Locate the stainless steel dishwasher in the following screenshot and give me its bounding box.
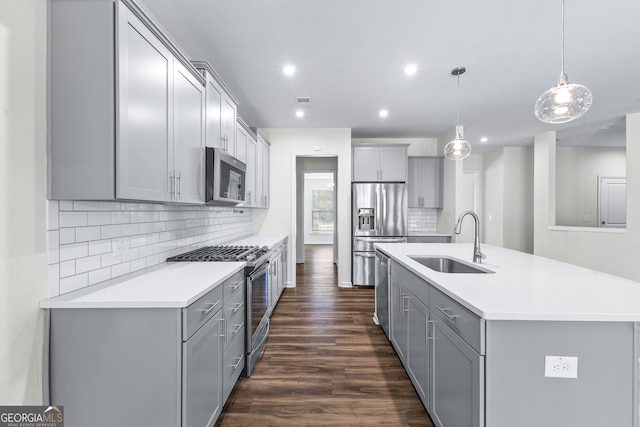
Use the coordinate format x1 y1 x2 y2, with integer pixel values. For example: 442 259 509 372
375 250 390 337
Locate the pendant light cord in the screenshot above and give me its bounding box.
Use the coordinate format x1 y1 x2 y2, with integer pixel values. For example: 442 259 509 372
456 74 461 138
561 0 565 75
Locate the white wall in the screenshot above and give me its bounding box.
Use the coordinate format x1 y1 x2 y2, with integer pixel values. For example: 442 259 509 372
0 0 48 404
437 127 464 236
556 147 626 227
253 128 352 287
303 173 334 245
534 113 640 281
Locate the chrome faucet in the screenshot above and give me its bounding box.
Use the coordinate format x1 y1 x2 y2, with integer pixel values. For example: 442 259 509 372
454 211 486 263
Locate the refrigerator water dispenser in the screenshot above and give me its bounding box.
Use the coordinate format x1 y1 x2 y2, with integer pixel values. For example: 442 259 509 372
358 208 375 230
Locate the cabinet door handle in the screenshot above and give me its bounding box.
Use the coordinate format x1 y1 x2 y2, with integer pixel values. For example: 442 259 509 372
232 323 243 335
231 356 243 370
232 281 243 291
435 305 459 322
202 300 221 315
403 294 410 313
427 320 436 341
176 170 181 200
231 302 243 313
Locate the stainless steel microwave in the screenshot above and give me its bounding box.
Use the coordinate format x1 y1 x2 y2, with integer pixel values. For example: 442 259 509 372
205 147 246 205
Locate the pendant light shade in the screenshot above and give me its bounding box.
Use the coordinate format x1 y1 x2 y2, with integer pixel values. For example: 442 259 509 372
444 132 471 161
534 0 592 123
445 67 471 161
534 74 592 123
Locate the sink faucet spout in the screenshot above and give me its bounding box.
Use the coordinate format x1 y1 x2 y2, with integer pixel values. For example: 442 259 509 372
454 211 486 263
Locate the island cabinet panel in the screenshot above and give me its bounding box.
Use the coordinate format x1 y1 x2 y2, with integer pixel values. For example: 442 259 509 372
389 261 431 408
431 318 484 427
485 320 634 427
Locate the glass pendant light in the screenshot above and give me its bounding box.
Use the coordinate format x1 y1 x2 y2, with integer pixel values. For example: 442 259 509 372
444 67 471 161
534 0 592 123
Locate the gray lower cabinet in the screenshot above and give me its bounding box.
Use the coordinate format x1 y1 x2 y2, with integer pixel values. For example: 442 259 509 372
389 262 483 427
222 272 246 403
48 0 205 203
431 317 483 427
48 271 245 427
269 239 288 315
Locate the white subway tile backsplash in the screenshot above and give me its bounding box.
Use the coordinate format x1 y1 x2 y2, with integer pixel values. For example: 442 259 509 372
101 224 122 239
47 201 252 296
89 239 112 256
59 228 76 245
76 255 102 274
73 201 100 211
60 242 88 261
59 211 88 227
88 267 112 286
88 211 111 226
59 260 76 278
112 262 131 278
59 273 88 294
59 201 74 211
75 226 101 242
111 211 130 224
48 231 60 264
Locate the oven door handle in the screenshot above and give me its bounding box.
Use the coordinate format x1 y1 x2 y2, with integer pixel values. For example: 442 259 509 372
248 262 269 282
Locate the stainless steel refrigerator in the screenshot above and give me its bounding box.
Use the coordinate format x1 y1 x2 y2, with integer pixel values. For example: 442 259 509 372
352 183 407 286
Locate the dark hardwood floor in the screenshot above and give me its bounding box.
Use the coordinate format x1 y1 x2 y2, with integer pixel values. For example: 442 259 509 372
216 244 434 426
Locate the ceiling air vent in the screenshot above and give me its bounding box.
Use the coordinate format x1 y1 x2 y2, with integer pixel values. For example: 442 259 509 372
296 97 311 106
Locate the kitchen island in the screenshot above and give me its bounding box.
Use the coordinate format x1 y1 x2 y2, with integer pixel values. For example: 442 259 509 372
375 242 640 427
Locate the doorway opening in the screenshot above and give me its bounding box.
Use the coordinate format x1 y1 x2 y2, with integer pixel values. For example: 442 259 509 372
295 157 338 270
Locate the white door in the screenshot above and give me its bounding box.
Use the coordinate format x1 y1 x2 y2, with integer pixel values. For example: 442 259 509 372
599 176 626 228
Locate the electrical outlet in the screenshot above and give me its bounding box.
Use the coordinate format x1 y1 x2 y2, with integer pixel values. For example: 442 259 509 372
544 355 578 378
112 240 130 256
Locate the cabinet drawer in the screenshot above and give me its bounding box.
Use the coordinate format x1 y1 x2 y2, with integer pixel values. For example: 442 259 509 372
224 291 245 349
222 328 245 402
430 288 483 353
223 271 245 301
183 285 223 341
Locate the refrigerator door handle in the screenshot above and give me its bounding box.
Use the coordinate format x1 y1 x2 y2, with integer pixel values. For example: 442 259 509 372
354 252 376 258
354 237 407 244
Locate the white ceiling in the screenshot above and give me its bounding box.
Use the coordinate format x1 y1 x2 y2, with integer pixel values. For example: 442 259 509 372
139 0 640 153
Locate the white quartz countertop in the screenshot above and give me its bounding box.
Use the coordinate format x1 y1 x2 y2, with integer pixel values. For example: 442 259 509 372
375 243 640 322
41 262 245 309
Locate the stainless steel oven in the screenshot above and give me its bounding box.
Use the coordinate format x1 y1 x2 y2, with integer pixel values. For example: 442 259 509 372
167 245 271 376
245 260 270 376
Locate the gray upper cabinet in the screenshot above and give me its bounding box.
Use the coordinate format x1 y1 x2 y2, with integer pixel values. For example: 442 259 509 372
238 119 256 207
352 145 408 182
193 61 239 156
173 63 206 203
254 131 270 208
48 0 205 203
408 157 443 208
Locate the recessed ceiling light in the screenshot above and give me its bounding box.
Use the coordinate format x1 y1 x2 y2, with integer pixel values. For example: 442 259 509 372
480 137 488 143
404 64 417 75
283 64 296 76
295 110 304 118
379 109 389 118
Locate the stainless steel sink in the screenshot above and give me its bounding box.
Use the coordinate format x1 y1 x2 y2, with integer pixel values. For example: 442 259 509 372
409 256 494 274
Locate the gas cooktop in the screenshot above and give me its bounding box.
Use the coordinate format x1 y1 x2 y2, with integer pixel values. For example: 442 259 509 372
167 245 269 263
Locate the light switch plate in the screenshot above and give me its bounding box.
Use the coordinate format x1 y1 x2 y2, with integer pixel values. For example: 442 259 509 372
544 355 578 378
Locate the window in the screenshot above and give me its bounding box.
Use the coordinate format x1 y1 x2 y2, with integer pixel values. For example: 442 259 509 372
312 189 334 232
